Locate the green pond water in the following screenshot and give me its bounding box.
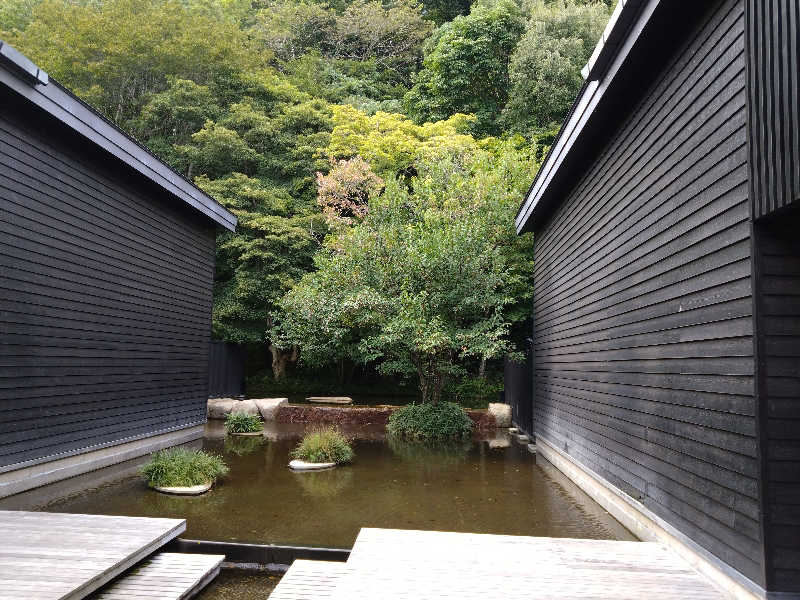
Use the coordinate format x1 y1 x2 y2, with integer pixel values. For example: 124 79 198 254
1 421 634 548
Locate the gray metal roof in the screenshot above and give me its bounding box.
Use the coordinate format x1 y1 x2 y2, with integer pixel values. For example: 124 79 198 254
0 40 237 232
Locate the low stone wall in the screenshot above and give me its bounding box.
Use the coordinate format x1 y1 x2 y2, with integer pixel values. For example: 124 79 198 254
276 404 496 431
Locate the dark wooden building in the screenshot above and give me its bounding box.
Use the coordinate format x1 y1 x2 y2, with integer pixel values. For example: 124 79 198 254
515 0 799 597
0 42 236 497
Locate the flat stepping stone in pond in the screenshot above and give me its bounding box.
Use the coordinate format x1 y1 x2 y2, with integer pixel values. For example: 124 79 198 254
306 396 353 404
289 459 337 471
153 482 213 495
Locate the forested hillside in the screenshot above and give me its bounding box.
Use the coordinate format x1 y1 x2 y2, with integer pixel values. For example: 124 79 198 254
1 0 611 403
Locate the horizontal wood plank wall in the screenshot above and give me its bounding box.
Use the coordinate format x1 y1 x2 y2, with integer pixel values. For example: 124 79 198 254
756 217 800 592
746 0 800 219
531 0 762 585
0 95 216 470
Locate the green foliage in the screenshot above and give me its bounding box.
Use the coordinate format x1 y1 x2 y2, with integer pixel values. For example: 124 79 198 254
6 0 261 125
225 412 264 433
139 448 228 488
404 0 526 135
278 141 538 402
291 427 355 464
419 0 473 26
0 0 40 32
503 0 609 135
325 103 475 176
442 375 502 409
387 402 473 441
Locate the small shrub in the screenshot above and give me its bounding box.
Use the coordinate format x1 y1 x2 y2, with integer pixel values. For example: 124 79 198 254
225 412 263 433
291 427 354 464
387 402 474 441
140 448 228 488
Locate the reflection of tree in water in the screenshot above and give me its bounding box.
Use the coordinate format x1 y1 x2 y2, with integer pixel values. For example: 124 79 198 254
293 467 354 499
224 435 265 456
386 435 472 471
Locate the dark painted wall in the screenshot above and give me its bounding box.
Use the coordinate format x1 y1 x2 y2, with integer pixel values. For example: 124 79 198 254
531 0 763 584
0 90 216 470
746 0 800 220
208 341 245 398
754 212 800 592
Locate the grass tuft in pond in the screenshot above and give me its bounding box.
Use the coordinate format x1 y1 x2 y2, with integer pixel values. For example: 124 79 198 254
225 412 263 434
291 427 354 464
387 402 473 441
140 448 229 488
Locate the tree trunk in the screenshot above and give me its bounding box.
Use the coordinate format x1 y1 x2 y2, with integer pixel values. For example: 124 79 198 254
478 357 486 379
269 344 296 381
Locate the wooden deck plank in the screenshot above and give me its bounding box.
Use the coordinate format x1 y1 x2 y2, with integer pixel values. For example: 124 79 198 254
271 529 728 600
269 560 350 600
88 553 224 600
0 511 185 600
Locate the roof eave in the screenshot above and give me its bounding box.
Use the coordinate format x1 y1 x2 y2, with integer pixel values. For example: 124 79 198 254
515 0 658 235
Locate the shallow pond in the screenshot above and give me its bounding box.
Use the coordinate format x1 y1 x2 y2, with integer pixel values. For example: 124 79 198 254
1 422 634 548
197 569 279 599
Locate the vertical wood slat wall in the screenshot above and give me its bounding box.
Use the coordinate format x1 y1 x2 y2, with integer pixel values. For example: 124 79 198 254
754 218 800 591
0 95 216 470
531 0 763 585
746 0 800 219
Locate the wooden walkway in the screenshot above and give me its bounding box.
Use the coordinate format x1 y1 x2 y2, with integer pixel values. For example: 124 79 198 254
89 553 224 600
270 528 728 600
0 511 185 600
270 560 350 600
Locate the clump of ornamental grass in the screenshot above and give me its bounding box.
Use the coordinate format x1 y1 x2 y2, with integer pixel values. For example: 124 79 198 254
387 401 474 442
225 412 263 434
139 448 228 488
291 427 354 464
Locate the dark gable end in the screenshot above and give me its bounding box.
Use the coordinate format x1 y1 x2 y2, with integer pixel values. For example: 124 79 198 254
0 44 232 479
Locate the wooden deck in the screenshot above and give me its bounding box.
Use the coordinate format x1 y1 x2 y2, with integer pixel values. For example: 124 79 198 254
269 560 351 600
270 528 728 600
0 511 185 600
88 553 224 600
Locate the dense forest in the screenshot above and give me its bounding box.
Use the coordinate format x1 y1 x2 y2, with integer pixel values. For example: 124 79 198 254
1 0 611 404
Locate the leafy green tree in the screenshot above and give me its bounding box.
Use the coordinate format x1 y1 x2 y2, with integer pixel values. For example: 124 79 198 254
503 0 609 134
177 120 261 179
325 103 475 176
329 0 433 78
0 0 41 32
278 142 538 402
6 0 260 124
250 1 336 61
419 0 472 26
200 174 325 377
404 0 526 135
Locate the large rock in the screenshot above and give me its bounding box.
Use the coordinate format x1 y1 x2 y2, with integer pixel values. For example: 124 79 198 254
488 403 512 428
207 398 237 419
253 398 288 421
229 399 260 416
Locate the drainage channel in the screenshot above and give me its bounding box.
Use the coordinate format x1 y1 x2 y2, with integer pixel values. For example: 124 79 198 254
167 538 351 572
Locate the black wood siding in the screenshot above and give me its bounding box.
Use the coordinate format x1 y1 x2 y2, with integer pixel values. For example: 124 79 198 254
746 0 800 219
754 215 800 591
531 0 762 584
0 93 215 470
